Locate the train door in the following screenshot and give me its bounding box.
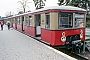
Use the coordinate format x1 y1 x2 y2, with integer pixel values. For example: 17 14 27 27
22 16 24 31
15 17 17 29
35 14 41 36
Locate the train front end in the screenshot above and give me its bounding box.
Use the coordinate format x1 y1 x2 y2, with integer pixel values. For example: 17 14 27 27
41 6 86 53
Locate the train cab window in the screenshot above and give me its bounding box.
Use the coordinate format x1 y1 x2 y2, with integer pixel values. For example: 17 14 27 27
29 16 32 26
45 13 50 29
58 12 73 29
74 14 84 28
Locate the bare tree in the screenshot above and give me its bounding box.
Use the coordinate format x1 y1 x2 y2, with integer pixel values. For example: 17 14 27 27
18 0 31 13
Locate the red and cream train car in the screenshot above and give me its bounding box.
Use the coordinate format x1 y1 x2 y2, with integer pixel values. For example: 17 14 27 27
6 6 86 51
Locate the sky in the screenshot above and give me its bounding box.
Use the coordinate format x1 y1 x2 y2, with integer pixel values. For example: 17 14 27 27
0 0 58 17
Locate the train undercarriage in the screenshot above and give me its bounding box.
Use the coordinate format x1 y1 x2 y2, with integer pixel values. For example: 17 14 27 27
65 34 86 53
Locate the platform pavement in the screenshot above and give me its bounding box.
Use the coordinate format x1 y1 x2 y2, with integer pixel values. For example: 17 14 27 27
0 25 76 60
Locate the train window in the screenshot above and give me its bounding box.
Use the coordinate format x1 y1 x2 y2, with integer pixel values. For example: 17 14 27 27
29 16 32 26
16 18 18 24
36 14 41 26
12 18 13 23
13 18 15 24
17 17 20 24
13 18 15 23
45 13 50 29
25 16 29 26
20 17 22 24
58 13 73 29
75 14 84 28
11 18 13 23
15 18 17 24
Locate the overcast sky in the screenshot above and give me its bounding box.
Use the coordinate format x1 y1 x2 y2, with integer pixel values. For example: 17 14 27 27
0 0 58 17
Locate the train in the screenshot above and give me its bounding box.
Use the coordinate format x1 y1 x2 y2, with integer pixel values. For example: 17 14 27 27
0 18 4 24
4 6 86 53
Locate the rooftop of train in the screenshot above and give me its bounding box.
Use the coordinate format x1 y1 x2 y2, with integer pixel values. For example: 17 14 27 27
4 6 86 19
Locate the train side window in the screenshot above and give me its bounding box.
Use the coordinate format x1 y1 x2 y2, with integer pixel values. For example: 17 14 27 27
58 12 73 29
17 17 20 24
29 16 32 26
16 18 18 24
13 18 15 24
15 18 17 24
17 18 18 24
19 17 21 24
36 14 41 26
13 18 14 24
12 18 14 23
45 13 50 29
25 16 28 26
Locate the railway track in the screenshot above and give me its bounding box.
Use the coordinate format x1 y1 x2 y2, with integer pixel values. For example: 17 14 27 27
34 37 90 60
54 47 89 60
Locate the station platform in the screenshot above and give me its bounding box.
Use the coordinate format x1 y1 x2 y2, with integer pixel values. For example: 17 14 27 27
0 25 76 60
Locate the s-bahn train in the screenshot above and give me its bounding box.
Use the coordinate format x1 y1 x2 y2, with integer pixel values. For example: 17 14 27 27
4 6 86 53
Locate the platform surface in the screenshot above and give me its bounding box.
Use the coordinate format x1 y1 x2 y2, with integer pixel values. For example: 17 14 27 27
0 25 76 60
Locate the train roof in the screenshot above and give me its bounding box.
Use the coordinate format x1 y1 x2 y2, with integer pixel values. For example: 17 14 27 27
4 6 86 19
34 6 86 12
0 18 4 20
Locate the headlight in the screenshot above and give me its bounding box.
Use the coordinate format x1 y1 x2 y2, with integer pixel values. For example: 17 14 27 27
80 34 83 38
61 32 66 42
80 30 83 38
